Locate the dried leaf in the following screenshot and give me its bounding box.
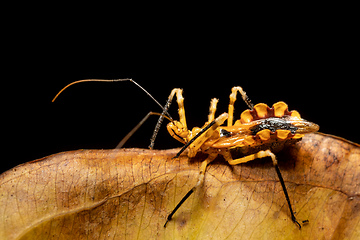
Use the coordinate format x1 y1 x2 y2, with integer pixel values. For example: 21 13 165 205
0 133 359 239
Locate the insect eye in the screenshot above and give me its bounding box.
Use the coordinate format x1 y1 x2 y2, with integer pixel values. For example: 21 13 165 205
220 129 232 137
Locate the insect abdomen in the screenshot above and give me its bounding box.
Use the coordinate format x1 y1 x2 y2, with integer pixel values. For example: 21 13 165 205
250 117 298 135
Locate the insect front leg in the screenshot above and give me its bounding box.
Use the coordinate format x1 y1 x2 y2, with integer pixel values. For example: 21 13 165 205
150 88 188 149
164 152 218 227
166 121 188 144
223 149 303 229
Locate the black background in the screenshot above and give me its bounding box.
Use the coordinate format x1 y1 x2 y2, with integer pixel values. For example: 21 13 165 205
2 7 358 174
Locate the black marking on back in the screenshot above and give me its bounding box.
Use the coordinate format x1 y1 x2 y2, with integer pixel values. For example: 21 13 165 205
250 117 297 135
220 129 232 137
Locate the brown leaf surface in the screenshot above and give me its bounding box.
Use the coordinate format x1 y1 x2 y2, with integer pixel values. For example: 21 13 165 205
0 133 359 239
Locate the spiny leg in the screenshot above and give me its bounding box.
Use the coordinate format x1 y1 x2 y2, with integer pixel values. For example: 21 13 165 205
228 86 254 126
149 88 186 149
164 152 218 227
224 149 302 229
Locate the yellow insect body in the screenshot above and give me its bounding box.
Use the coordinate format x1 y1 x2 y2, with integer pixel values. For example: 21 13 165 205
164 86 319 228
166 87 319 165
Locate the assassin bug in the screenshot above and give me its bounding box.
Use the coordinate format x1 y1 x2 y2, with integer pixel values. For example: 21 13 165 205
53 79 319 229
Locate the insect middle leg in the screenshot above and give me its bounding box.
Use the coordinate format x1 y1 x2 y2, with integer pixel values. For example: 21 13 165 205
207 98 219 124
223 150 302 229
164 152 218 227
228 86 254 126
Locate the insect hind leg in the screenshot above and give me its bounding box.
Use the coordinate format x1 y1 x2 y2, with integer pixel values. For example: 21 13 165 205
224 150 303 229
269 150 302 229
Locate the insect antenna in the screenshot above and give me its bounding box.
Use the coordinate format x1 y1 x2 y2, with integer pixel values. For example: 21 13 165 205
115 111 172 149
52 78 173 120
53 78 176 148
